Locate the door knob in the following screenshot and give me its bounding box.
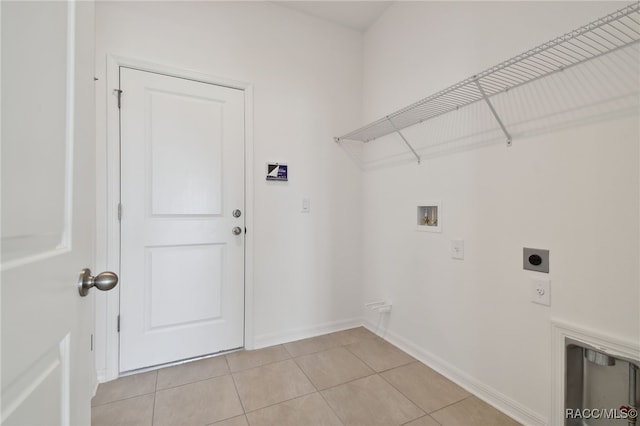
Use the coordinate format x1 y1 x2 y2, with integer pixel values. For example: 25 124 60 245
232 226 242 235
78 268 119 297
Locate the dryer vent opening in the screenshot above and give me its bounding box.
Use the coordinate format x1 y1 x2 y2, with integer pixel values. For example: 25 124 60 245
566 339 639 426
585 348 617 367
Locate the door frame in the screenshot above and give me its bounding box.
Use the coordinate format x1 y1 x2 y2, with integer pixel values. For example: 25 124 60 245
99 55 254 382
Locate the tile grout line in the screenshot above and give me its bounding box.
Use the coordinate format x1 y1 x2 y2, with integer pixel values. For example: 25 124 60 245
139 346 345 398
316 390 346 426
155 371 231 393
291 354 320 393
292 333 407 393
237 333 375 422
315 371 380 393
289 354 348 425
155 329 376 378
293 336 381 393
400 414 443 426
151 388 157 426
240 388 318 418
314 352 430 394
226 344 293 371
309 370 347 426
152 371 158 425
284 339 340 359
153 361 233 390
282 342 296 358
428 394 475 416
282 328 378 359
228 367 248 415
230 334 352 375
251 358 318 410
376 369 428 421
91 391 157 408
213 356 248 425
342 341 378 372
318 336 468 423
341 337 416 374
376 362 473 417
94 370 159 407
230 357 318 414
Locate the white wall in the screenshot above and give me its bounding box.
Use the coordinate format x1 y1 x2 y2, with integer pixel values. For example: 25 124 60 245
361 2 639 424
94 1 364 378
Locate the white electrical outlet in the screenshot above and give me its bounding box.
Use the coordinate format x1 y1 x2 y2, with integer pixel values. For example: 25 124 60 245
531 278 551 306
451 240 464 260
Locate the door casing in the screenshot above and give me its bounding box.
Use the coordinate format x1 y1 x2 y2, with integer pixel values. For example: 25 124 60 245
99 55 255 381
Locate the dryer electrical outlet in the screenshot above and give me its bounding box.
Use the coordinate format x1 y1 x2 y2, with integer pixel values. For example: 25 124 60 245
523 248 549 273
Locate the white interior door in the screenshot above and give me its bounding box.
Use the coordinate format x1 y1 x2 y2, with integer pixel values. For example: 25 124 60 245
119 68 245 372
1 1 98 425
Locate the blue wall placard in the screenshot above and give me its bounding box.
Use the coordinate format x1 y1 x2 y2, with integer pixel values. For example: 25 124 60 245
266 163 288 181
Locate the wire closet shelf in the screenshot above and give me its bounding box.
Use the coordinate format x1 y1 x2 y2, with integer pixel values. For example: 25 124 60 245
334 2 640 163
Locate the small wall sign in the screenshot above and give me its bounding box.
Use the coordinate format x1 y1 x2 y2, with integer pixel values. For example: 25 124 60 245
266 163 288 182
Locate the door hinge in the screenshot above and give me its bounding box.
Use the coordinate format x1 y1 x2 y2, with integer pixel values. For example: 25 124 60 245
114 89 123 109
118 203 122 221
117 315 120 333
90 333 94 351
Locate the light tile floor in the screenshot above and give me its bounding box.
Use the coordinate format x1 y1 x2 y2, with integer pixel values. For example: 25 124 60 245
92 328 520 426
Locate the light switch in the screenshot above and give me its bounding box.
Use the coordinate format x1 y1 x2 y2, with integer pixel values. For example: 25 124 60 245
301 197 310 213
451 240 464 260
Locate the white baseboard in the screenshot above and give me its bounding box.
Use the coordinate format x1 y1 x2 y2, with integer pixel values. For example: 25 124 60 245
253 317 363 349
362 320 547 426
96 368 110 384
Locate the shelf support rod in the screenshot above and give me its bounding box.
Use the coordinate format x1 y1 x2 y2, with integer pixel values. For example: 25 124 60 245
474 78 512 147
387 117 421 164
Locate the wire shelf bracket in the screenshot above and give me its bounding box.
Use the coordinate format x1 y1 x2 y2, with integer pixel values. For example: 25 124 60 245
387 117 421 164
474 78 512 147
334 2 640 162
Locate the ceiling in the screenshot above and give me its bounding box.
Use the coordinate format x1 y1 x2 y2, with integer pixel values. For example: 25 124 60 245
273 1 394 32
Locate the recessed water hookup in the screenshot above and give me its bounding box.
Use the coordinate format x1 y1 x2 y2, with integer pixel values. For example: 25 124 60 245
417 201 442 233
